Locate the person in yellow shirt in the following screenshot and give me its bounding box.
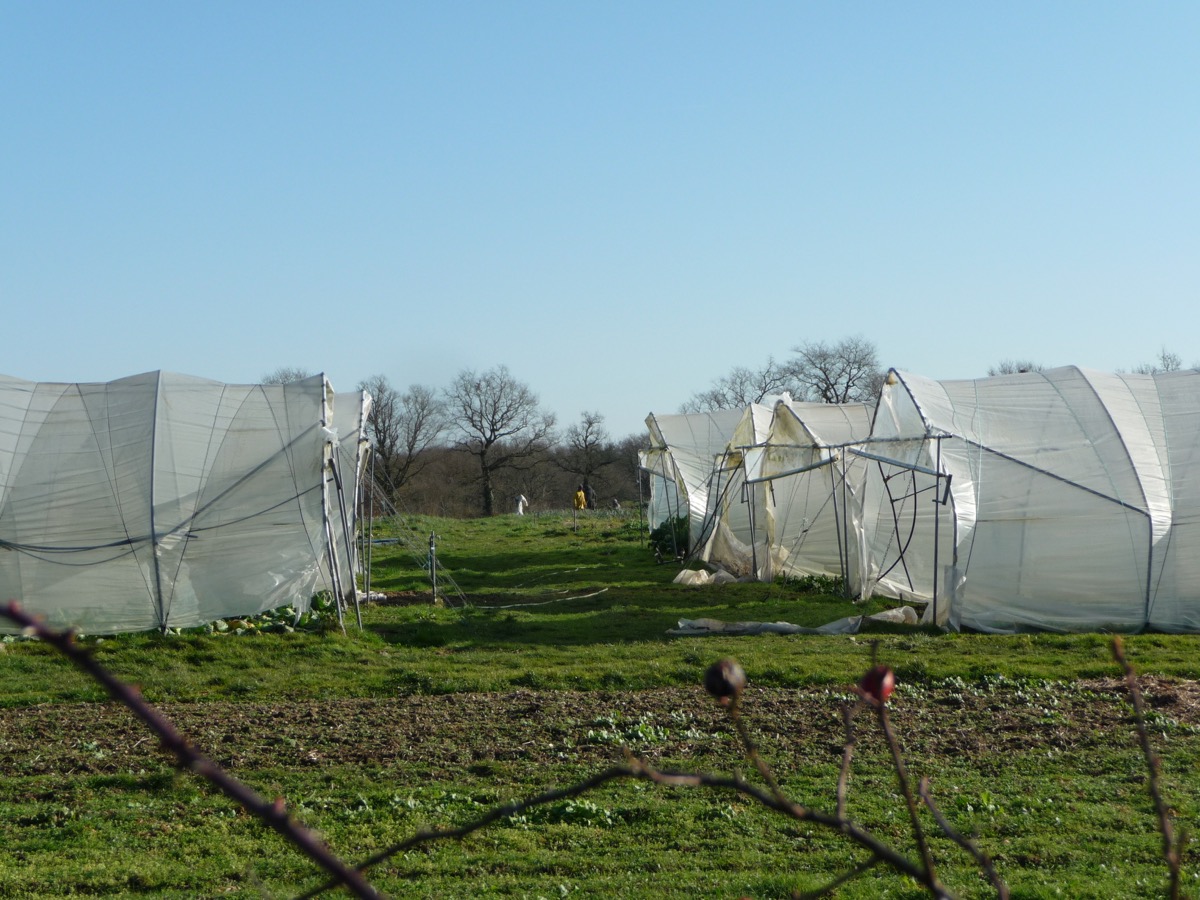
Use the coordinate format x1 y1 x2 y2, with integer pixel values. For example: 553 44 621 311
573 485 587 510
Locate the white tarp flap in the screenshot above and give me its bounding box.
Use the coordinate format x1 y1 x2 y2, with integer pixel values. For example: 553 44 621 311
0 371 357 634
857 366 1200 633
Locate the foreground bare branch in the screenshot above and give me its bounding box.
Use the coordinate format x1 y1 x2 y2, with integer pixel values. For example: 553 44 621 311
918 777 1008 900
294 765 639 900
835 701 859 820
3 602 970 898
873 695 940 892
794 855 882 900
0 601 381 900
22 603 1188 899
1112 636 1187 900
639 763 953 896
303 749 951 898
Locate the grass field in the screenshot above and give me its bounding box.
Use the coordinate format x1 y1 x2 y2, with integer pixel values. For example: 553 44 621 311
3 509 1200 898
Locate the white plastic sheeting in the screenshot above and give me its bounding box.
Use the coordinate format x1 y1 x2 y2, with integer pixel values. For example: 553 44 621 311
696 400 779 577
0 371 370 634
857 367 1200 633
746 399 873 584
328 389 373 609
642 409 744 553
644 400 873 584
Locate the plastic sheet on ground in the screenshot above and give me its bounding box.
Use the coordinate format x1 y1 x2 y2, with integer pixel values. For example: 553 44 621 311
667 605 920 636
673 568 746 586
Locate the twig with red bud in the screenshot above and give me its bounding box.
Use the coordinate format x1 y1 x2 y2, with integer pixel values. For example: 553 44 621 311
857 664 895 705
703 656 747 703
704 658 792 806
707 658 963 898
855 664 941 893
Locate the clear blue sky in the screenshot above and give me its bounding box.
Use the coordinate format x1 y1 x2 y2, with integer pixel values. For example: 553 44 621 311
3 3 1197 439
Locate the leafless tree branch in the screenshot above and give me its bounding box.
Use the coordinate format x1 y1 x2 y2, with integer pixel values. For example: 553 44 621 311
918 776 1008 899
872 696 940 892
0 601 381 900
6 601 1101 900
794 855 882 900
1112 636 1185 900
835 700 862 820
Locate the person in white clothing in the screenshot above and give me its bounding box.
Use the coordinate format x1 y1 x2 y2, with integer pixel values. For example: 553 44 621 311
515 494 529 515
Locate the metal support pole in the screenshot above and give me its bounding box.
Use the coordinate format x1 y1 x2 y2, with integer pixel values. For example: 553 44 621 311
932 437 942 626
837 455 851 599
428 532 438 603
364 451 375 604
745 480 758 579
637 460 646 545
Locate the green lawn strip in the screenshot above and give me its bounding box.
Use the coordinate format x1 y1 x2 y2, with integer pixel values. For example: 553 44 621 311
7 615 1200 708
0 640 1173 709
2 739 1191 899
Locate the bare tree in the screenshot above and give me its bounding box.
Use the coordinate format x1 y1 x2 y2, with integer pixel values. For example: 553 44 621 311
403 446 482 517
445 366 556 516
682 339 883 412
359 375 447 498
681 357 800 413
1132 347 1184 375
261 366 314 384
987 360 1046 376
493 445 560 512
559 411 615 508
789 336 884 404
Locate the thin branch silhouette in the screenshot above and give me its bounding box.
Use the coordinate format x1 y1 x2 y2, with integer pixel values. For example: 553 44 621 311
1112 636 1187 900
0 601 381 900
22 603 1192 900
919 777 1008 900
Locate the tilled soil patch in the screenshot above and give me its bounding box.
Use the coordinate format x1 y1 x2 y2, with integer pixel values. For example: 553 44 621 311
2 677 1196 779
